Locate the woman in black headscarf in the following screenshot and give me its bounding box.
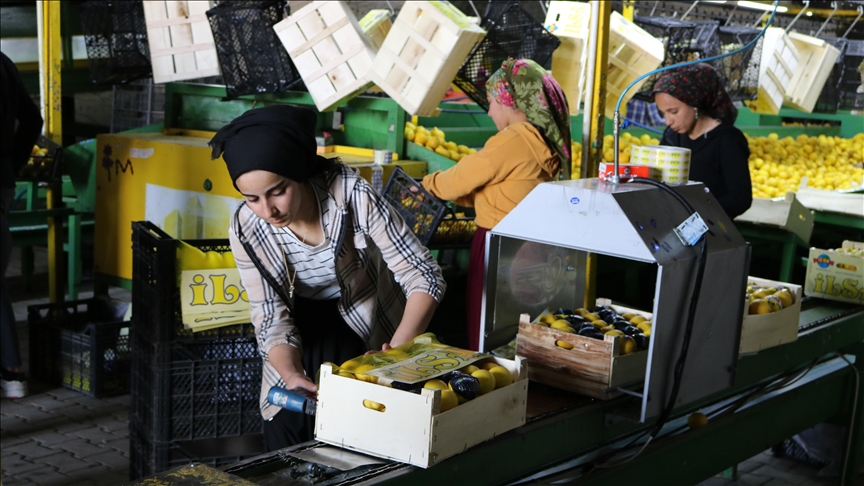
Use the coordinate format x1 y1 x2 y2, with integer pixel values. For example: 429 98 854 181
653 63 752 219
210 105 446 451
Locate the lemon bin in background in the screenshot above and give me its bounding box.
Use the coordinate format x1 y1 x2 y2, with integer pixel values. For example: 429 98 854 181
314 333 527 468
406 121 476 162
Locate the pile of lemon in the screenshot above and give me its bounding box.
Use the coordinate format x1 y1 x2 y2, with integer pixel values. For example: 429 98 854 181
834 246 863 257
747 133 864 199
405 122 477 162
328 333 515 414
570 133 661 178
746 281 796 315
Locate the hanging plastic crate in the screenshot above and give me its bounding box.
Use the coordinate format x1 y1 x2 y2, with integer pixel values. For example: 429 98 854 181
544 1 591 116
367 1 486 116
689 21 721 61
784 32 841 113
206 0 302 99
813 37 846 114
453 1 561 110
79 0 152 85
273 1 377 112
632 16 697 100
111 78 166 133
17 134 63 182
711 25 763 102
838 39 864 111
143 1 221 83
381 166 448 246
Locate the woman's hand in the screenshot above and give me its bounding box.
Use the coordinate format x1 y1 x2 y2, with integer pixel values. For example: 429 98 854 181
282 370 317 394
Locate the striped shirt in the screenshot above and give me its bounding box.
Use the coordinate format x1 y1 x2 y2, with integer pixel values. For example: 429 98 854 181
229 164 446 420
275 185 340 300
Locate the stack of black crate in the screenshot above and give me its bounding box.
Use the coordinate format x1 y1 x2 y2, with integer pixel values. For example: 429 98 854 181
129 222 265 479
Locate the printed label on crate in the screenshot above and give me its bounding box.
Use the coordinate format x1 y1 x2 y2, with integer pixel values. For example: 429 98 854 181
368 348 488 384
180 268 251 330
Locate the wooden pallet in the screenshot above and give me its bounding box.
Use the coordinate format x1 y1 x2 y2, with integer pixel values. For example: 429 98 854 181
143 1 220 83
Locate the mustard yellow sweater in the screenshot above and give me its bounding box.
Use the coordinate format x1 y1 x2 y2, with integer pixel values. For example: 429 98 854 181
421 122 560 229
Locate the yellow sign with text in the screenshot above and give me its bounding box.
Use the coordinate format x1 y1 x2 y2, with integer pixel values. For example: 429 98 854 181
369 348 486 384
180 268 251 331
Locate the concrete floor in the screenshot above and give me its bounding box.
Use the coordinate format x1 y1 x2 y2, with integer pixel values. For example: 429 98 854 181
0 247 848 485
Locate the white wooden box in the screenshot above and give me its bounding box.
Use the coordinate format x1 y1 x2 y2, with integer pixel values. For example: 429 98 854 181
544 1 590 116
605 12 665 120
785 32 841 113
273 1 377 112
740 276 801 354
735 192 814 244
746 27 800 114
367 1 486 116
143 1 220 83
315 357 527 468
796 180 864 216
359 9 392 51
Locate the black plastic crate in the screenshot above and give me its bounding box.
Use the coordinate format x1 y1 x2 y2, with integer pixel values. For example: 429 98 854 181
79 0 152 85
60 321 131 397
382 166 448 247
838 40 864 111
632 16 697 100
206 0 302 99
131 221 256 346
17 135 64 182
813 37 847 114
453 1 561 110
28 298 129 387
709 25 764 102
129 420 264 480
130 330 263 443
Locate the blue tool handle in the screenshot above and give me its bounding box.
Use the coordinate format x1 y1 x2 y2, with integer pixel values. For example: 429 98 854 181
268 387 317 415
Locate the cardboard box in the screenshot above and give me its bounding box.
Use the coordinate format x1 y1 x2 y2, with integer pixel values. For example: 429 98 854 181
315 357 527 468
598 163 658 183
367 1 486 116
734 192 814 244
740 276 801 354
273 1 377 112
804 241 864 305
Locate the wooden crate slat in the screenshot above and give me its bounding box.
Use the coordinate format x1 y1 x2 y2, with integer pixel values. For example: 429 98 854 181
143 0 220 84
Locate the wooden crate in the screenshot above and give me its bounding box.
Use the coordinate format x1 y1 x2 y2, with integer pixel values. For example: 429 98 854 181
734 192 814 244
740 276 801 354
273 1 377 112
315 357 527 468
785 32 841 113
544 1 590 116
367 1 486 116
359 9 392 51
746 27 800 115
605 12 665 120
143 1 220 83
515 312 648 400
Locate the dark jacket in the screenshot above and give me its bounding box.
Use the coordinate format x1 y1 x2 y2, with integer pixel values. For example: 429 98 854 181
661 123 752 219
1 51 43 188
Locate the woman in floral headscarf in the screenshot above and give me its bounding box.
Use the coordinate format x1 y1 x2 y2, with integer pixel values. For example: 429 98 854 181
653 63 752 219
421 58 571 351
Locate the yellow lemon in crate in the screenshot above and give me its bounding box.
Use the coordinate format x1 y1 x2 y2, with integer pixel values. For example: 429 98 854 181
555 340 575 350
463 364 480 375
424 379 448 390
431 127 446 139
363 399 386 412
425 136 441 150
457 144 471 154
488 365 513 389
383 348 409 362
449 150 462 161
413 131 428 146
550 320 575 333
481 361 499 371
439 389 459 412
404 127 415 141
471 369 496 395
340 359 361 371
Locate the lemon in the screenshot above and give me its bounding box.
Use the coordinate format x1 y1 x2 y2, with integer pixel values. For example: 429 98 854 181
550 320 574 332
449 150 462 162
337 370 356 379
425 136 440 150
463 364 480 375
599 325 615 333
431 127 446 139
687 412 708 429
481 361 499 371
413 132 428 145
619 336 637 355
621 312 636 320
404 127 415 141
591 320 607 329
383 349 410 362
604 329 624 337
467 148 477 154
354 364 379 384
471 370 496 395
435 146 451 158
539 314 557 325
637 322 652 336
488 366 513 389
629 316 647 325
457 144 471 154
363 399 386 412
340 359 361 371
439 390 459 412
444 141 457 151
555 340 575 350
424 379 448 390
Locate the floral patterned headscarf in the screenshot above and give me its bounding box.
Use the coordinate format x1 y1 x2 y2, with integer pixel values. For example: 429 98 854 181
486 58 572 179
652 63 738 125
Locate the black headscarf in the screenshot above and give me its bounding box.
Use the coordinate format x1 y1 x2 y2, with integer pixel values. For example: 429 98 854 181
209 104 333 185
652 64 738 125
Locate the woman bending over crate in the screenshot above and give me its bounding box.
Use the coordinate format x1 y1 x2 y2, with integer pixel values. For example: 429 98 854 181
420 58 571 351
653 63 752 219
210 105 445 451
